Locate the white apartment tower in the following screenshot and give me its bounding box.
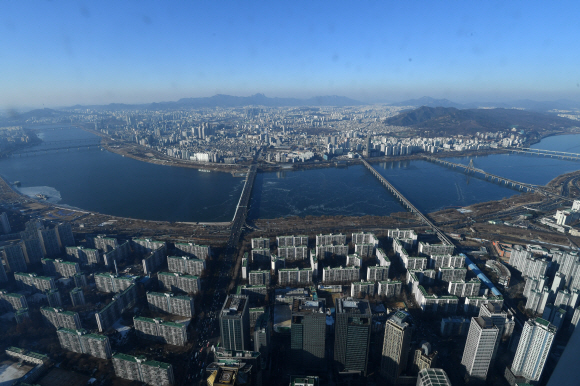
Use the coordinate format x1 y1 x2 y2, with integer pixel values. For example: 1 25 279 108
511 318 556 382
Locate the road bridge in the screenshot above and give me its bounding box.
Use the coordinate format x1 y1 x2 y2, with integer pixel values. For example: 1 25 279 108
11 143 102 156
510 148 580 161
227 164 257 251
38 138 102 146
422 155 573 201
360 157 453 246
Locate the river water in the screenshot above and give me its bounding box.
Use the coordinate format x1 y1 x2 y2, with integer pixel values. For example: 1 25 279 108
1 128 579 221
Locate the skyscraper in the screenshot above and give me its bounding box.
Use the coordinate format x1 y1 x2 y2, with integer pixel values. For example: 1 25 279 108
511 318 556 382
381 311 412 383
219 295 250 351
479 302 508 360
334 298 372 375
291 298 326 370
461 316 499 380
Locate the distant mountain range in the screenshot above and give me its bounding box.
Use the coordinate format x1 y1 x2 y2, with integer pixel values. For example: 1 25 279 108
389 96 580 112
384 106 576 134
64 93 365 111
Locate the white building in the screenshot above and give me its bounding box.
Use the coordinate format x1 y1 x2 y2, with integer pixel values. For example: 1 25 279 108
511 318 556 381
460 316 499 380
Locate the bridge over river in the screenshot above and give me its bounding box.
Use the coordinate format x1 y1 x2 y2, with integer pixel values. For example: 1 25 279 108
510 147 580 161
360 157 453 246
422 155 573 202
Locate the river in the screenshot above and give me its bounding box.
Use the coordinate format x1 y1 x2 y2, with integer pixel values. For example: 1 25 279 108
1 128 579 221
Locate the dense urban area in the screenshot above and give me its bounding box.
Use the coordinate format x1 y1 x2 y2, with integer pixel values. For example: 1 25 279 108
1 102 580 386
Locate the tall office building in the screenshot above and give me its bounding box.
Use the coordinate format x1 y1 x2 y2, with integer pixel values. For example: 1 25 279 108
0 212 11 234
291 298 326 370
511 318 556 382
416 368 452 386
334 298 372 375
381 311 412 383
479 302 509 360
461 316 499 380
219 295 250 351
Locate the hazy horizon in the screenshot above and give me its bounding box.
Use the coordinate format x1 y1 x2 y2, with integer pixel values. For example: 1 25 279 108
2 1 580 110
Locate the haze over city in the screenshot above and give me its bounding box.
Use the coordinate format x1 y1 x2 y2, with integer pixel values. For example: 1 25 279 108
2 0 580 109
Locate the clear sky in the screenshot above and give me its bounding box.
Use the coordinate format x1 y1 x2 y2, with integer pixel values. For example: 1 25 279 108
1 1 579 109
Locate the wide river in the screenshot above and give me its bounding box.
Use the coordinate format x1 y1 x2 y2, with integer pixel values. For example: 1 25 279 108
1 128 579 222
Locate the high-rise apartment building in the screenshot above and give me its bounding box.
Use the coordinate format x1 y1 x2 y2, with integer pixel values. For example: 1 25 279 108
66 246 100 266
40 307 82 329
134 317 188 346
0 212 11 234
14 272 55 292
55 222 75 247
70 287 85 306
146 291 194 317
461 316 499 380
112 353 174 386
167 255 205 276
0 290 28 312
1 243 27 272
95 273 137 293
157 271 200 294
46 288 62 307
174 242 211 259
334 298 372 375
57 328 112 359
291 298 326 370
220 295 250 351
511 318 556 381
381 311 412 383
38 227 61 257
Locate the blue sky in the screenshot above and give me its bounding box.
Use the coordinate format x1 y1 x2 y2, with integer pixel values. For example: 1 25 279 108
1 1 579 108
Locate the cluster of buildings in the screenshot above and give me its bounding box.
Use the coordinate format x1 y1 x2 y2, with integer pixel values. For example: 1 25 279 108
79 103 532 168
